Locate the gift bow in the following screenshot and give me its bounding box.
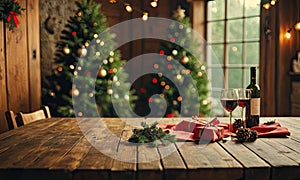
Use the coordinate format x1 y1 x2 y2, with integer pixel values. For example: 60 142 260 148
7 11 20 27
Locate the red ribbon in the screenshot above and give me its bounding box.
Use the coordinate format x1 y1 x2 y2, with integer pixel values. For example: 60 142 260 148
7 11 20 27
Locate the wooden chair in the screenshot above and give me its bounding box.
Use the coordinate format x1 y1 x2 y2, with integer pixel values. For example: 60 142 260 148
5 111 18 130
5 106 51 129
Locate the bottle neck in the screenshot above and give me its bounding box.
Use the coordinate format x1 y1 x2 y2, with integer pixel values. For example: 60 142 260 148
250 67 256 84
251 77 256 84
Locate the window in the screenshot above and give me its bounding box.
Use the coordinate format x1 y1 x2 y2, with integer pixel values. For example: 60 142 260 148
206 0 261 114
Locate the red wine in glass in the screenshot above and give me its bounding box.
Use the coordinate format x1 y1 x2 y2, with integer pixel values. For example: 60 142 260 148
220 88 239 141
238 98 250 108
221 99 238 112
238 89 252 128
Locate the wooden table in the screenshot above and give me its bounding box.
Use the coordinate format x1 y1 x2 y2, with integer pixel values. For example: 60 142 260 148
0 117 300 180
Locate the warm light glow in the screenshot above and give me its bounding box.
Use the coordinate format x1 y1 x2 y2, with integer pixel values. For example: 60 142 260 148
109 0 117 4
263 3 271 9
285 31 291 39
270 0 276 5
150 0 158 8
295 22 300 31
125 4 133 12
142 12 148 21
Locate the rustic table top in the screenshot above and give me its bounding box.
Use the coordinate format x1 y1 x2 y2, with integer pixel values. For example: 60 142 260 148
0 117 299 180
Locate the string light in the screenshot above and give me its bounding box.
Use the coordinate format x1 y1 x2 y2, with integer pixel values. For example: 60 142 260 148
125 3 133 13
295 22 300 31
270 0 277 6
262 0 277 10
142 12 149 21
150 0 158 8
109 0 159 21
285 21 300 39
285 29 292 39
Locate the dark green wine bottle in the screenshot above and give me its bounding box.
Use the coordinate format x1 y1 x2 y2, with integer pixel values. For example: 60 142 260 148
246 67 260 128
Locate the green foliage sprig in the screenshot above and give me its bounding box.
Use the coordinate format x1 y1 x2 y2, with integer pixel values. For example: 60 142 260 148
128 122 176 146
0 0 25 30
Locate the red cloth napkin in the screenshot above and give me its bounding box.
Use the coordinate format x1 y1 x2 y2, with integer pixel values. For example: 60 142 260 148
158 119 291 142
250 122 290 137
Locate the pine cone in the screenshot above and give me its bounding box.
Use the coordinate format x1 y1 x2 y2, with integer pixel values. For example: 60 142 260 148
248 130 258 142
236 128 251 142
233 119 244 129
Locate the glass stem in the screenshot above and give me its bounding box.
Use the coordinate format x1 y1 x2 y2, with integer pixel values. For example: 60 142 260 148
241 108 244 121
242 107 245 128
229 111 232 139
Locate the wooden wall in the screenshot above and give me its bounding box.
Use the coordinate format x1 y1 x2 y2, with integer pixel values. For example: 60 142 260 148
0 0 40 133
99 0 185 60
260 0 300 116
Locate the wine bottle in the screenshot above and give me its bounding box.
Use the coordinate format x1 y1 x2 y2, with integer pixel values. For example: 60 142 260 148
246 67 260 128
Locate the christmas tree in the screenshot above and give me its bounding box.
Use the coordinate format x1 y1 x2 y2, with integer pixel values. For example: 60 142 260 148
42 0 136 117
143 6 210 117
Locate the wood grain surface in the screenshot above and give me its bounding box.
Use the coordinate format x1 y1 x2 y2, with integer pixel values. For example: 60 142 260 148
0 117 299 180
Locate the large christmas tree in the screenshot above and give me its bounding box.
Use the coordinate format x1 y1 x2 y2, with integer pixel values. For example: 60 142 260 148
42 0 136 117
143 6 210 117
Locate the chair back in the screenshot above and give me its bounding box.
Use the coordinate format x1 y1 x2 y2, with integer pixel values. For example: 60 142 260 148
5 111 18 130
5 106 51 129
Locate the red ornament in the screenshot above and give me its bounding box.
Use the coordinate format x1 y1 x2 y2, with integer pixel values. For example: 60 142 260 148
57 66 63 72
167 64 172 69
87 72 91 76
159 50 165 55
170 38 175 42
109 69 114 73
140 88 146 93
72 31 77 36
186 69 190 74
152 78 158 84
148 97 153 102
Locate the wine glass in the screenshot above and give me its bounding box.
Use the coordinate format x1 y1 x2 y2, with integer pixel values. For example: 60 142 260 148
238 89 251 127
220 88 239 140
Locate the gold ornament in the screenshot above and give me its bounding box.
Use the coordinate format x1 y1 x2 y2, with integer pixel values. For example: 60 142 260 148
180 55 189 64
98 68 107 77
77 45 87 57
63 45 70 55
77 11 82 17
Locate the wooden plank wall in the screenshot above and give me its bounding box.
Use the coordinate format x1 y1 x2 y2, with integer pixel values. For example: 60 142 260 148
0 18 7 133
0 0 40 133
260 0 300 116
276 0 300 116
260 2 277 116
27 0 41 111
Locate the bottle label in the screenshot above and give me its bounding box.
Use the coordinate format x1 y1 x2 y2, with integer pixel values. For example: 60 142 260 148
250 98 260 115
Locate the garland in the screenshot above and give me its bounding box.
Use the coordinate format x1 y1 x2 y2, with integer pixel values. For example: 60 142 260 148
0 0 25 30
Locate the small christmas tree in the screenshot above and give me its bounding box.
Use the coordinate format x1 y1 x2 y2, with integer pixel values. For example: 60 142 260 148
42 0 136 117
143 6 210 117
